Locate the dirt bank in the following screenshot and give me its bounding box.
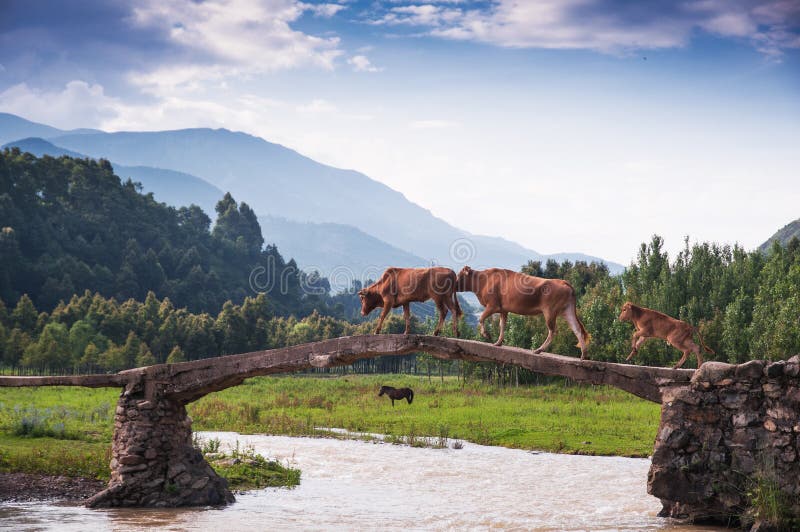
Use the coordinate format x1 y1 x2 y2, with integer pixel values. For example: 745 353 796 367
0 472 105 503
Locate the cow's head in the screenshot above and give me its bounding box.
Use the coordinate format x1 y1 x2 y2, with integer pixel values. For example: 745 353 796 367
456 266 474 292
619 302 633 322
358 288 382 316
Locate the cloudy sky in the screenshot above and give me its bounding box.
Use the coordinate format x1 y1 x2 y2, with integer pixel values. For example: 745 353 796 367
1 0 798 264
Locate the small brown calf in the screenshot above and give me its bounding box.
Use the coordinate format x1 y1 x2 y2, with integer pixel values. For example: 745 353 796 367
619 302 713 369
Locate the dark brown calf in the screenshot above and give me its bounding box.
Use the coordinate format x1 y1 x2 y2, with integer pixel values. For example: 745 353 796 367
619 302 713 369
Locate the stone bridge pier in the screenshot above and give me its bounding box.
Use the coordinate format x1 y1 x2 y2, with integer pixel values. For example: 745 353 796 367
649 356 800 524
86 382 234 507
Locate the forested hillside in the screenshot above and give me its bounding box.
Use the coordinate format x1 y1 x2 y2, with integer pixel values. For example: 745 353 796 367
0 148 328 315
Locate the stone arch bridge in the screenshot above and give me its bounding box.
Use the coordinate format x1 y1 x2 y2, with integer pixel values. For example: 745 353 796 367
1 334 798 523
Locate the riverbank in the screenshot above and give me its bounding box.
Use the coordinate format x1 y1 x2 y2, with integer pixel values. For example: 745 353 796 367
0 375 661 500
0 472 106 502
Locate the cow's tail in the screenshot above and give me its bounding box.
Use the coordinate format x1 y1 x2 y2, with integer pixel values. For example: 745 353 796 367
407 389 414 404
695 327 715 354
566 285 591 349
452 293 463 319
577 317 591 349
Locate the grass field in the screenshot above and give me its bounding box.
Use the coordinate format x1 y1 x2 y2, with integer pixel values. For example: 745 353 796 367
190 375 662 457
0 375 663 483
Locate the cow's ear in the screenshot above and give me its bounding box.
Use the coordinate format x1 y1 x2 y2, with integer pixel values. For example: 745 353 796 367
357 289 366 297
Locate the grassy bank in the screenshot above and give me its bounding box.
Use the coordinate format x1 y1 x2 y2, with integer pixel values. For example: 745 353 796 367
0 375 662 486
190 375 661 457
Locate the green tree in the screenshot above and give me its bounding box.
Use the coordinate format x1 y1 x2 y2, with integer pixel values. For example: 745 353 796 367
3 328 30 366
136 343 157 367
11 294 38 333
166 345 186 363
80 342 101 369
21 322 69 368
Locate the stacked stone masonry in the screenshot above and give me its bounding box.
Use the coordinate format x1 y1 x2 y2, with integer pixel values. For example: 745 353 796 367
85 386 234 508
649 356 800 525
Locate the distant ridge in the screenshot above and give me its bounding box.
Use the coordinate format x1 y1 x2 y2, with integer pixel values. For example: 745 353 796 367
2 137 225 218
760 217 800 252
0 112 101 145
1 112 625 274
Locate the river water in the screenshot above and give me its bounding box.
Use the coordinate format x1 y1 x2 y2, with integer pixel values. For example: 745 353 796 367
0 431 723 531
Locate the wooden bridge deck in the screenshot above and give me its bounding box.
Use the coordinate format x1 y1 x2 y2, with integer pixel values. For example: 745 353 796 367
0 335 694 403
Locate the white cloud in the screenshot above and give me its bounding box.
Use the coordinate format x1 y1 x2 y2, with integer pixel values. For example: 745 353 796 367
296 98 338 113
128 0 343 93
300 2 346 17
347 55 383 72
371 4 463 27
0 81 122 130
366 0 800 59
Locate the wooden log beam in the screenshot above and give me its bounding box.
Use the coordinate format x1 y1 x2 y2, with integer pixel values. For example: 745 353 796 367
0 374 125 388
150 335 693 403
0 335 695 404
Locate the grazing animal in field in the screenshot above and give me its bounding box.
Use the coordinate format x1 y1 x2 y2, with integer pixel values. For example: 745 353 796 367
456 266 590 358
379 385 414 406
618 302 713 369
358 267 461 336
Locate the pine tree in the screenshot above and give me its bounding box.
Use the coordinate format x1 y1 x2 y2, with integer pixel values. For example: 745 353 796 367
166 345 186 363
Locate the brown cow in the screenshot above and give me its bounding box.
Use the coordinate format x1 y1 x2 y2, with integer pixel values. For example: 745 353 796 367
358 267 462 336
618 302 713 369
456 266 590 358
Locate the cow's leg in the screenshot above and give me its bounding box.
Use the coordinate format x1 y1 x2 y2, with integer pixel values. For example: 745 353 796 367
445 296 459 337
374 306 391 334
694 345 704 368
627 334 648 360
681 338 705 369
433 299 447 336
402 303 411 335
626 330 644 360
674 350 689 369
479 307 496 341
533 314 557 354
667 331 693 369
494 312 508 346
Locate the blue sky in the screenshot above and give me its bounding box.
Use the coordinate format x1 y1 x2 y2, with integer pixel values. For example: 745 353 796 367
1 0 798 264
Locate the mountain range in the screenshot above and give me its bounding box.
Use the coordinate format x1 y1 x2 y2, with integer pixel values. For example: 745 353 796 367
1 112 624 285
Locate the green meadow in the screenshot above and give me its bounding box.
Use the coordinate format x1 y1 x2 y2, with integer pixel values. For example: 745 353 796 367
0 375 662 484
190 375 661 456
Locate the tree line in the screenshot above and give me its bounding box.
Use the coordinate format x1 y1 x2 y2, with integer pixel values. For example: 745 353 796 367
1 234 798 373
0 289 434 372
